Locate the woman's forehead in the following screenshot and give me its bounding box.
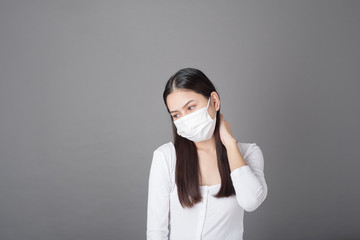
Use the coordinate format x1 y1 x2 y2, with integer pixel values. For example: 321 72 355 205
167 90 204 109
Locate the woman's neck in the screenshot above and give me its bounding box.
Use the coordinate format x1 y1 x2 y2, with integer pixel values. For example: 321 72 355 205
194 135 216 153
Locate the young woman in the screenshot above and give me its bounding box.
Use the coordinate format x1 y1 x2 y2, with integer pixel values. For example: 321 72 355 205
147 68 268 240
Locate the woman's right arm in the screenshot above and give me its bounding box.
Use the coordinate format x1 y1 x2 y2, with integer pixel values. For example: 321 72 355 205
146 149 171 240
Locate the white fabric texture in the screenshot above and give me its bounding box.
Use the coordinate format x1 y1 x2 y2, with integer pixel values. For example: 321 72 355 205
146 141 268 240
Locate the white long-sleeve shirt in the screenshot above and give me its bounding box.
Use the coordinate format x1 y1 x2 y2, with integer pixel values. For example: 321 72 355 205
146 141 268 240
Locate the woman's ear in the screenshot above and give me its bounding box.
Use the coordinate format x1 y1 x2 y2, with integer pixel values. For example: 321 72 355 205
210 91 220 111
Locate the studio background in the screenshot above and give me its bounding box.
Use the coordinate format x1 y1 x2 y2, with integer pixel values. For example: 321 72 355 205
0 1 359 239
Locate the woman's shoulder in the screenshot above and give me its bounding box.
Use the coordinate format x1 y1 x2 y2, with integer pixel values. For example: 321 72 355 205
153 141 174 155
151 141 176 166
151 141 176 187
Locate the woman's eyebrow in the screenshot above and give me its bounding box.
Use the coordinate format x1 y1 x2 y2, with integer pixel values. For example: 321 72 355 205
170 100 195 113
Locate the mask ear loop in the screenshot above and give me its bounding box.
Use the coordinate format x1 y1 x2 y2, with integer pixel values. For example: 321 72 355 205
206 97 211 109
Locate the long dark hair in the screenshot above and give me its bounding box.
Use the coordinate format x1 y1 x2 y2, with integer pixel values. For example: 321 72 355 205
163 68 235 208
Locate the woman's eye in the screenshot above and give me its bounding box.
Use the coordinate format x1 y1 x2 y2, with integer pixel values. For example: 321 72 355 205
172 107 194 119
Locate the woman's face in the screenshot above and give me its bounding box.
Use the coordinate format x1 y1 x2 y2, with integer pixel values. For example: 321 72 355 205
166 89 218 121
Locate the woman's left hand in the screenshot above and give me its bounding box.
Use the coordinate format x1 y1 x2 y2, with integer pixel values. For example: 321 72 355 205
219 113 236 147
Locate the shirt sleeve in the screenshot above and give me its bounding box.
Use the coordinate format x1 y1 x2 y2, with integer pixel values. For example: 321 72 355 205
230 143 268 212
146 149 171 240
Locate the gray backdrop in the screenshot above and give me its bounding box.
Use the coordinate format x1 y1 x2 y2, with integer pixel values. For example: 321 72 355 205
0 1 359 239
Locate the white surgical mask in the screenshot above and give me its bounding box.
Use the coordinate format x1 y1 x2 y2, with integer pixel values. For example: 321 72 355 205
173 97 216 142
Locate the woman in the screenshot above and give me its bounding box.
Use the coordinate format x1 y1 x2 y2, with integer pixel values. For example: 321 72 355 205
147 68 268 240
